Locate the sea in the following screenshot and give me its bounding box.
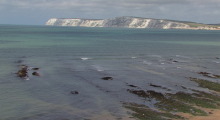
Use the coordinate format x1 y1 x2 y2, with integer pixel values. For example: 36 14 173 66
0 25 220 120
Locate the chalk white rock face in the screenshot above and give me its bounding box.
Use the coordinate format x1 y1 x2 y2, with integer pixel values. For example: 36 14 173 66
45 17 191 29
45 18 58 25
61 19 81 26
129 18 151 28
79 20 104 27
162 22 190 29
46 18 105 27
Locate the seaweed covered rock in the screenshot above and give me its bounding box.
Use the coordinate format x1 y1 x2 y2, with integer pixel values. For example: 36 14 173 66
16 65 40 80
198 72 220 79
16 65 28 78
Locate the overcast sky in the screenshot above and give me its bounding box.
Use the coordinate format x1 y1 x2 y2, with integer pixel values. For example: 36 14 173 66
0 0 220 25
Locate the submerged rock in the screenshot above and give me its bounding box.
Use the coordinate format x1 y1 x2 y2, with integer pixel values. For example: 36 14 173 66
127 89 149 98
70 91 79 95
15 60 24 64
149 83 171 91
127 84 138 88
149 84 162 88
169 58 178 63
198 72 220 79
32 68 40 70
32 72 40 76
101 77 113 80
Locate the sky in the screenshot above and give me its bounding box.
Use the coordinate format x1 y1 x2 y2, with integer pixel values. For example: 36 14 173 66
0 0 220 25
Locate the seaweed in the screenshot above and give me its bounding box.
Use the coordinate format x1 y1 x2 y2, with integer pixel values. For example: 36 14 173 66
127 89 149 98
127 89 207 116
169 92 218 109
189 77 220 92
156 98 207 116
126 76 220 120
198 72 220 79
124 103 184 120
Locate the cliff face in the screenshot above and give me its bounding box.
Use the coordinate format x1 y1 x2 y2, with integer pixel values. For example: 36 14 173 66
46 18 105 27
46 16 220 30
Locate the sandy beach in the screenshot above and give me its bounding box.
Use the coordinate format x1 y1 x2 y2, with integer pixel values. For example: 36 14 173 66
178 109 220 120
190 110 220 120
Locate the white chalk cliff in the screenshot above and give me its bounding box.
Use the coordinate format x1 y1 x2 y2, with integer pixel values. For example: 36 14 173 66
46 16 220 30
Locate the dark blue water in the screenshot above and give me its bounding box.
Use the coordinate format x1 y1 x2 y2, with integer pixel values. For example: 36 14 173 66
0 25 220 120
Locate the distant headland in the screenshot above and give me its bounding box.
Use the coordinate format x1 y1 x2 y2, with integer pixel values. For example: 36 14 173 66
46 16 220 30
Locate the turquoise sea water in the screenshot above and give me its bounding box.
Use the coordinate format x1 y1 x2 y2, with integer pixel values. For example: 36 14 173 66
0 25 220 120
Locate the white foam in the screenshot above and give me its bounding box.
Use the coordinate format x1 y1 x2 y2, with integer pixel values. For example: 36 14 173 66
150 55 162 58
175 55 191 59
143 61 152 65
91 65 104 71
81 57 91 60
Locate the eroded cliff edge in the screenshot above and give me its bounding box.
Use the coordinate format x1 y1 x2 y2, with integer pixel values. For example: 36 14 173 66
46 16 220 30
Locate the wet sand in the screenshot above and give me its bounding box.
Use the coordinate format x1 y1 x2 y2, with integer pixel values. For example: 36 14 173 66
178 109 220 120
190 110 220 120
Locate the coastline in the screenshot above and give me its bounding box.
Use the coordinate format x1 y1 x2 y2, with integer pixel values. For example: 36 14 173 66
45 16 220 30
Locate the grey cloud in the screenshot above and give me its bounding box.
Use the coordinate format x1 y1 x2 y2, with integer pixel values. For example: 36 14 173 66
1 0 220 10
0 0 189 8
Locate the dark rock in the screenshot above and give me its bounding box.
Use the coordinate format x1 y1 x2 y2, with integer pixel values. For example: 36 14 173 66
198 72 209 75
150 84 162 88
15 60 23 64
216 57 220 59
17 69 28 78
181 86 187 89
17 65 28 78
127 89 149 98
169 58 178 63
150 84 170 90
70 91 79 95
20 65 28 69
147 90 165 100
101 77 113 80
32 68 39 70
16 64 41 80
32 72 40 76
198 72 220 79
127 85 138 88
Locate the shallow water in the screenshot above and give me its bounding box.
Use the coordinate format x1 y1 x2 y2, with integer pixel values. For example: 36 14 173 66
0 25 220 119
